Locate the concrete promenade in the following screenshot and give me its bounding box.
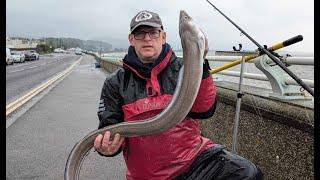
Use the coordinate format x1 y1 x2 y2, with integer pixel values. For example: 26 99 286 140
6 55 126 180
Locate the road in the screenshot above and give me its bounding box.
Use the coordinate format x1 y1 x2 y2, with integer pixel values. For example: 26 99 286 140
6 53 80 104
6 54 126 179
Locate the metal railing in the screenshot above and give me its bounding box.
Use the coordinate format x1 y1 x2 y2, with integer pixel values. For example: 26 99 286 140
217 70 314 87
206 55 314 66
209 54 314 100
93 52 314 100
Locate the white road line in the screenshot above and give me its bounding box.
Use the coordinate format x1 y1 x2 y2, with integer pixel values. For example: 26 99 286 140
7 58 72 74
6 56 83 117
26 65 39 69
9 69 25 73
8 65 42 73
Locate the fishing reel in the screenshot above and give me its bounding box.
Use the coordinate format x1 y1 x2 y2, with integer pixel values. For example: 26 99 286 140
258 45 291 67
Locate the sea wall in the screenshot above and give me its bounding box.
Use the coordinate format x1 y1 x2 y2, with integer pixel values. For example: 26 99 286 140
202 81 313 179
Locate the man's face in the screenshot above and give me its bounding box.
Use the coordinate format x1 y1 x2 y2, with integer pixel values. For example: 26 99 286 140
129 26 167 63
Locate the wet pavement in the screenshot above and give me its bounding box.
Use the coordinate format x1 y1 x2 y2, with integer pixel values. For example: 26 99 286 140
6 54 126 180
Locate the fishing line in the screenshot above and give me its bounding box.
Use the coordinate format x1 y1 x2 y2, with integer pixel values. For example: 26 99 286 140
205 0 314 96
302 91 313 125
248 94 264 122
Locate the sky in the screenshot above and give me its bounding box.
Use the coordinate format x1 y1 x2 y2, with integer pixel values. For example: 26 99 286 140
6 0 314 53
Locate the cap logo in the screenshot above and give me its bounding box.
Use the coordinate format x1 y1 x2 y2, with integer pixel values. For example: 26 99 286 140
135 11 152 22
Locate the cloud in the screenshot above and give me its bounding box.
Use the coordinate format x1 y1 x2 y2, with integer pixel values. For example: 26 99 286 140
6 0 314 52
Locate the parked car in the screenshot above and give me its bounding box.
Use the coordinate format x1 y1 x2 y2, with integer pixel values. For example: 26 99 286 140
54 48 65 53
75 50 82 55
29 50 39 60
94 62 101 68
11 51 25 63
6 48 14 65
24 51 37 61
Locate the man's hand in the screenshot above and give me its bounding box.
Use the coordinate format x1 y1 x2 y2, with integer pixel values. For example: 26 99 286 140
94 131 125 156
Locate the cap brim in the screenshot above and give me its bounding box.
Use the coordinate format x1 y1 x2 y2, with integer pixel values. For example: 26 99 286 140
131 22 162 33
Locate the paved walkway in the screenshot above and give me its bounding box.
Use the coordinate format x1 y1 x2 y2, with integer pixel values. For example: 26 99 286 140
6 54 126 180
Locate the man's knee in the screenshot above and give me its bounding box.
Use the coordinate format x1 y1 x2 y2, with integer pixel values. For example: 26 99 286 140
255 166 264 179
220 150 263 179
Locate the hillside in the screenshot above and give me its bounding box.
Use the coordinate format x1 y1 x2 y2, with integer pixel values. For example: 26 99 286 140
42 37 112 52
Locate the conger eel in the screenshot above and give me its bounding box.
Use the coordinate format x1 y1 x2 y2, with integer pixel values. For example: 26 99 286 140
64 10 206 180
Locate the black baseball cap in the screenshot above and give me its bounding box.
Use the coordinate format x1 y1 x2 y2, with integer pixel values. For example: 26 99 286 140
130 10 163 33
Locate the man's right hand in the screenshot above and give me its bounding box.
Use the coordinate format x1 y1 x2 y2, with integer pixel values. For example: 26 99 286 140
94 131 125 156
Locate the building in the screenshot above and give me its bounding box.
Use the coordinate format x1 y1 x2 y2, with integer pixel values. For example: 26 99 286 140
6 36 38 50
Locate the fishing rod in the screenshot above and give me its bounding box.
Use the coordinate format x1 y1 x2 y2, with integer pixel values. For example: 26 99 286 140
209 35 303 74
206 0 314 96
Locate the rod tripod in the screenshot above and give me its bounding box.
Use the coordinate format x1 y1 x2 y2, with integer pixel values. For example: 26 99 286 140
216 49 258 154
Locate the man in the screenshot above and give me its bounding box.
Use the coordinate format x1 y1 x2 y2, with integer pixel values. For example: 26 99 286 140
94 10 263 180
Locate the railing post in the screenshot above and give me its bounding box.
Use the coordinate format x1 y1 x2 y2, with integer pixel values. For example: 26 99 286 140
254 55 311 100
